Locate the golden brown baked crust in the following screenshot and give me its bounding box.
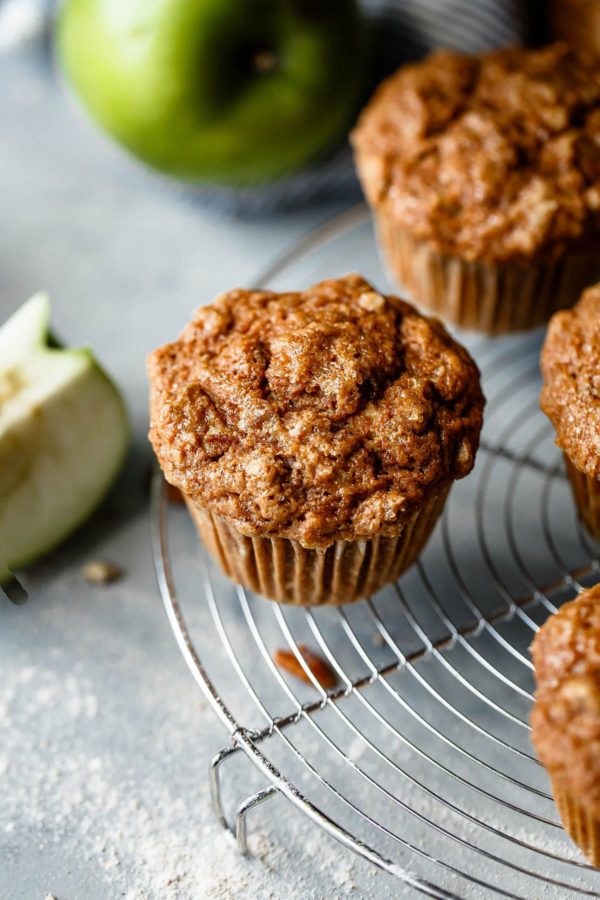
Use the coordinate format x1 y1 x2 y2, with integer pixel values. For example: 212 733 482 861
541 283 600 479
148 275 484 548
352 44 600 263
531 586 600 817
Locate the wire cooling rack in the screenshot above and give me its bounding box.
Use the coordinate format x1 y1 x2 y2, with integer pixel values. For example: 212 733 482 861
151 206 600 898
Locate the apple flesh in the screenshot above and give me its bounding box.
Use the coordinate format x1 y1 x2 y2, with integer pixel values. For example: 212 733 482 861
0 295 128 583
57 0 367 186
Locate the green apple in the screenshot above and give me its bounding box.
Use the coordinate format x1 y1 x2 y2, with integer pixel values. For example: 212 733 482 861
0 294 129 584
57 0 367 186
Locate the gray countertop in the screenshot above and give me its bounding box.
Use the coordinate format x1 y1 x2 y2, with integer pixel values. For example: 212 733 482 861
0 49 383 900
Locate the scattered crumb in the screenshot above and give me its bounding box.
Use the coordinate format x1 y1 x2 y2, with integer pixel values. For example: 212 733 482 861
371 632 385 647
83 560 123 585
273 646 337 689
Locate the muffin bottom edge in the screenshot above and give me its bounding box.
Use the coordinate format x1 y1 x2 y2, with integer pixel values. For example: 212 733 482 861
375 213 600 334
552 775 600 866
185 487 450 605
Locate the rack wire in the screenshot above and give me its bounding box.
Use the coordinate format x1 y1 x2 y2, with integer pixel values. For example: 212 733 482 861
151 206 600 898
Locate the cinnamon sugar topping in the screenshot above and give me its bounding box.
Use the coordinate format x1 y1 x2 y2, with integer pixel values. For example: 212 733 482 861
148 275 483 548
353 44 600 262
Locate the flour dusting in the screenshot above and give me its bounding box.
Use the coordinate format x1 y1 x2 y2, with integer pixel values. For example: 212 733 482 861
0 658 360 898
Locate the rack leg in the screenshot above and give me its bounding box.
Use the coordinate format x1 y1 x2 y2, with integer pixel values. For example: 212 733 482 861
235 786 278 855
209 745 242 829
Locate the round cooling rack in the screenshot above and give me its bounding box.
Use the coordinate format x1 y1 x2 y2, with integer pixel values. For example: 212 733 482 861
151 205 600 899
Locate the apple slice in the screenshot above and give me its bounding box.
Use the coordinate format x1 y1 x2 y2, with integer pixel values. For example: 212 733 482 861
0 294 128 583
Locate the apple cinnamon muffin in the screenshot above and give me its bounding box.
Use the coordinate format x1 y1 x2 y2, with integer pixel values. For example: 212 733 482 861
531 585 600 865
352 43 600 333
541 283 600 540
148 274 484 605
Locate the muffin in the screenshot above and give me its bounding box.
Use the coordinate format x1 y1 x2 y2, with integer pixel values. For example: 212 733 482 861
352 44 600 334
148 274 484 605
541 283 600 540
531 585 600 864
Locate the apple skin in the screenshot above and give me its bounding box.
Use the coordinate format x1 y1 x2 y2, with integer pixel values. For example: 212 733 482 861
57 0 367 186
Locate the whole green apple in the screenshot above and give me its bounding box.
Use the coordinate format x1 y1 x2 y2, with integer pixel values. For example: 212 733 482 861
57 0 367 186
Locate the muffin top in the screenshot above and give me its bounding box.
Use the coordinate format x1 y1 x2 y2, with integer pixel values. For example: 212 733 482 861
541 283 600 478
148 275 484 548
352 43 600 263
531 585 600 815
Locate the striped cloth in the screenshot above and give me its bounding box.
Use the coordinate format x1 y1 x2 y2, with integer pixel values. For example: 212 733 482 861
368 0 527 56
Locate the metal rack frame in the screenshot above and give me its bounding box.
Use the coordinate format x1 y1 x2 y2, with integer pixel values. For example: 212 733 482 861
151 206 600 899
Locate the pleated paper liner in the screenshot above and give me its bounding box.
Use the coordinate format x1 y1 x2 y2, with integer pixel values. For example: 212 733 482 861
564 455 600 541
185 486 450 606
552 776 600 866
375 213 600 335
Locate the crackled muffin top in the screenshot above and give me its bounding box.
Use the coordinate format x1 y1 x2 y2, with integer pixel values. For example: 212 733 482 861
352 43 600 262
148 275 484 547
541 283 600 478
531 585 600 815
